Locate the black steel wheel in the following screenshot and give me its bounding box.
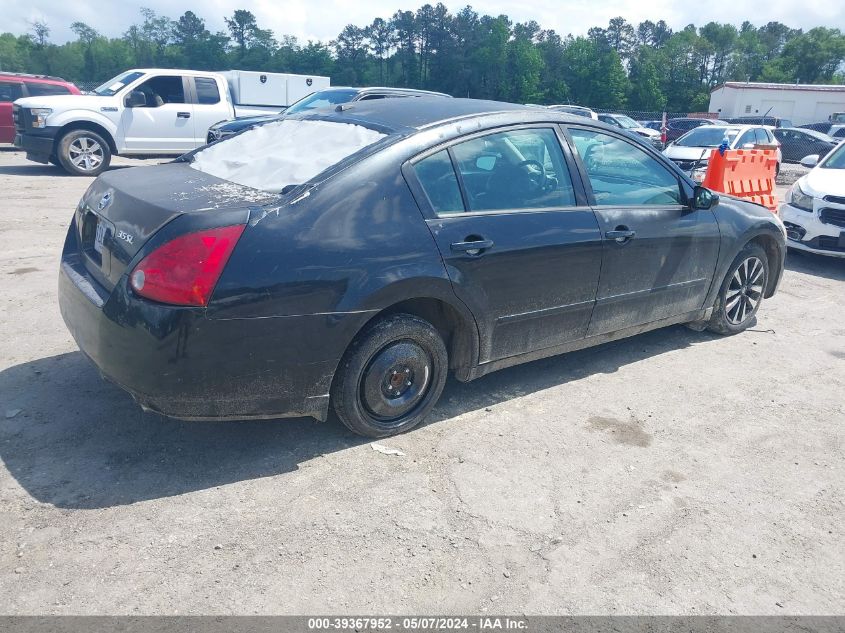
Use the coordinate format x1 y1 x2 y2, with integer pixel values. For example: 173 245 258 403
332 314 448 438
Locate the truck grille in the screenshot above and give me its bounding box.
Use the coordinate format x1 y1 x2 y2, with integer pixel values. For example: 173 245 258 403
12 104 27 133
819 207 845 229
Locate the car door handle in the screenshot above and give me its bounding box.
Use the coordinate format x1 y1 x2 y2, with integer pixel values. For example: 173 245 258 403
177 112 191 119
606 228 636 243
451 238 494 254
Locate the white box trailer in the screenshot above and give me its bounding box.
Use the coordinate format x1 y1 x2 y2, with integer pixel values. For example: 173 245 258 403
222 70 330 110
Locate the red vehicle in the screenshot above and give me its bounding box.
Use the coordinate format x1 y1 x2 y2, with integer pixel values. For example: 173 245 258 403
0 73 81 144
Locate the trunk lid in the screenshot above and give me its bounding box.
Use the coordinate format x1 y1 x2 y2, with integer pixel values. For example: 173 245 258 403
76 162 277 291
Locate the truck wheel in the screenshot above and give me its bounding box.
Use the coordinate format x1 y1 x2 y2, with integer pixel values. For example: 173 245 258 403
331 314 448 438
57 129 111 176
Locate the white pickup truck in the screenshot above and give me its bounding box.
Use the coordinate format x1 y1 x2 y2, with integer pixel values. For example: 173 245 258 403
13 68 329 175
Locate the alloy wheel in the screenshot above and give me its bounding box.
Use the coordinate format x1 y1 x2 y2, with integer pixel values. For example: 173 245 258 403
68 136 105 173
725 256 765 325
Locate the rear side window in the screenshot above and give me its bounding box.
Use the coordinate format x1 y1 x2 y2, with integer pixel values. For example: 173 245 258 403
450 128 577 212
0 81 24 101
195 77 220 105
25 82 71 96
414 150 464 215
754 128 769 144
569 128 681 206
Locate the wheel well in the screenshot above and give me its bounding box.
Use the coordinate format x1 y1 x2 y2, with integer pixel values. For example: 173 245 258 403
748 233 782 298
375 298 477 380
54 122 117 155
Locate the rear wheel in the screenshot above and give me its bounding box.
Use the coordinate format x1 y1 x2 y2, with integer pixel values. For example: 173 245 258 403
331 314 448 438
57 129 111 176
707 243 769 335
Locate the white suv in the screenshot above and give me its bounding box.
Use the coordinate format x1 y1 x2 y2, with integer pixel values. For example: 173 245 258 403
781 141 845 258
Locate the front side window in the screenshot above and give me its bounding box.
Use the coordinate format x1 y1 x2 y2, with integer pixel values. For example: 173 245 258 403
133 76 186 107
736 129 757 148
194 77 220 105
569 128 681 206
414 150 464 215
449 128 576 212
0 81 23 102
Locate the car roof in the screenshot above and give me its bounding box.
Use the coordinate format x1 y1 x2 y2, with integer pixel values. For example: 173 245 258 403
304 97 585 133
329 86 452 98
0 72 72 84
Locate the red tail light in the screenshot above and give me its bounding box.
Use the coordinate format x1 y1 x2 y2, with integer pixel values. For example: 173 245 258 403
129 224 245 306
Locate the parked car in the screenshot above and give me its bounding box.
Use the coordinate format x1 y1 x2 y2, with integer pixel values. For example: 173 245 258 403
725 115 793 128
597 113 662 148
772 127 837 163
664 117 724 143
13 68 327 176
664 124 782 182
780 140 845 258
799 122 845 139
206 86 452 143
640 120 663 131
0 73 80 144
546 104 598 119
59 98 785 438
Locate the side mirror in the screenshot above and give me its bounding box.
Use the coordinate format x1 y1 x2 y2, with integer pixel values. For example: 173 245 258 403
800 154 819 168
693 186 718 210
742 142 755 150
125 90 146 108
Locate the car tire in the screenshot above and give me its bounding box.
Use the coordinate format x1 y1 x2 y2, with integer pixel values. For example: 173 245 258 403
331 314 448 438
707 242 769 335
57 129 111 177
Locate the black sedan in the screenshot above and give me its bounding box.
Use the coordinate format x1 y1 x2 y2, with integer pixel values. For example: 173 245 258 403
59 98 786 437
206 86 451 143
773 127 838 163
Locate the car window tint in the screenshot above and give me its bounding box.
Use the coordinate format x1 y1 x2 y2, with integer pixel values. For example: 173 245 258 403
736 130 757 147
195 77 220 104
414 150 464 215
134 76 186 106
569 128 681 206
450 128 576 212
0 81 24 101
25 82 71 96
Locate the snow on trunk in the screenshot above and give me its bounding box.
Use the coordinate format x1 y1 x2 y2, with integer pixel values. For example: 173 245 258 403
190 119 387 193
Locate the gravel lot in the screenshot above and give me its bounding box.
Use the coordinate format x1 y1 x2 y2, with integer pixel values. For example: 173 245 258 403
0 148 842 615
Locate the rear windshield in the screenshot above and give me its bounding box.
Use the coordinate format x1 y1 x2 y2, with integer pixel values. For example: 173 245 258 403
675 126 739 147
285 89 359 115
190 119 387 193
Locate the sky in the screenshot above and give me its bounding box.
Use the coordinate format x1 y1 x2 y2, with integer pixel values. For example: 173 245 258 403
4 0 845 45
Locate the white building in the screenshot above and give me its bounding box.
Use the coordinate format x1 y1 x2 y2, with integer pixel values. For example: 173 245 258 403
709 82 845 126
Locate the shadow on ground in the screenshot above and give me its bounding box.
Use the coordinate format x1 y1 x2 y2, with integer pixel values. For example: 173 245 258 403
0 325 714 510
785 249 845 282
0 163 135 177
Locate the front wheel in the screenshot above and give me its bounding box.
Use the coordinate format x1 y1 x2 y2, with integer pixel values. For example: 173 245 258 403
707 243 769 335
57 129 111 176
331 314 448 438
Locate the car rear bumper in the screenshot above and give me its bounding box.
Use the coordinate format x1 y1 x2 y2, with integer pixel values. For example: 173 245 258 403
58 241 369 422
780 202 845 258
